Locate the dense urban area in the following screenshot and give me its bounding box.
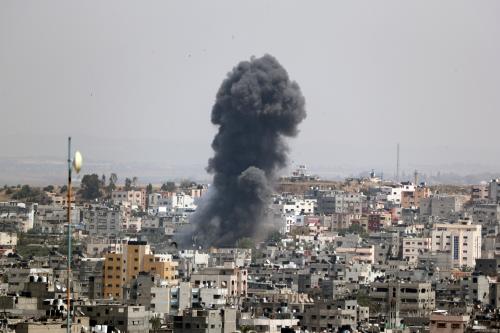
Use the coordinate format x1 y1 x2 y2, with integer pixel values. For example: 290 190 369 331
0 166 499 333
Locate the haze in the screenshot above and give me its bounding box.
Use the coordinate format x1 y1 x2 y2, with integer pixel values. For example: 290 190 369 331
1 1 499 184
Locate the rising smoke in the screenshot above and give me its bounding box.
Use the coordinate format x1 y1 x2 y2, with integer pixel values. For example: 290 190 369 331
184 54 306 248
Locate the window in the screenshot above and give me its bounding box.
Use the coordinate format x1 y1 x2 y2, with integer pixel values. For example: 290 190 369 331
437 323 447 328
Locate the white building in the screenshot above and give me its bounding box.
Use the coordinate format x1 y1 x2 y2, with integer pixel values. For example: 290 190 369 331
431 220 481 268
149 192 196 215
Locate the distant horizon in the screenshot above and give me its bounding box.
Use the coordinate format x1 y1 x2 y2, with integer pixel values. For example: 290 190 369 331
1 154 499 187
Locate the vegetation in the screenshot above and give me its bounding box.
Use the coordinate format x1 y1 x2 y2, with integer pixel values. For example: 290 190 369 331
161 181 177 192
79 174 102 200
11 185 51 204
236 237 255 249
124 177 132 191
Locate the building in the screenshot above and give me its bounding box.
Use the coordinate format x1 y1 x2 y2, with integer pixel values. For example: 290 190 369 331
173 308 236 333
190 262 247 297
430 311 469 333
488 179 500 203
370 280 435 316
112 189 146 210
302 300 365 333
431 221 482 268
402 237 431 264
420 195 468 218
103 241 178 299
471 184 489 203
77 304 149 333
83 205 123 238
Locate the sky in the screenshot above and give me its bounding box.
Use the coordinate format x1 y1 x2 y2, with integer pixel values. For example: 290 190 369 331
1 1 500 184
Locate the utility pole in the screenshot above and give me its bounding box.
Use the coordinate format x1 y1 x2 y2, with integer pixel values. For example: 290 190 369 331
66 137 82 333
66 137 72 333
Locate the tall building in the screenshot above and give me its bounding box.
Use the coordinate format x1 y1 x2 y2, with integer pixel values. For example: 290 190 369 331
103 241 178 299
431 220 481 268
488 179 500 203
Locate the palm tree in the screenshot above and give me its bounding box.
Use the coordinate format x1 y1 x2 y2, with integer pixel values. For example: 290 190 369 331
150 316 162 333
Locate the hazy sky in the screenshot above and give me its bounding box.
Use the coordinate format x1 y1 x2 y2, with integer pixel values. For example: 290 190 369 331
1 1 500 182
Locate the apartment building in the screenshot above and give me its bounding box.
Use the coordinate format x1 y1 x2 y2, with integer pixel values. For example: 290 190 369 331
402 237 431 264
190 262 247 297
370 280 435 316
103 241 178 299
112 189 146 210
431 221 481 268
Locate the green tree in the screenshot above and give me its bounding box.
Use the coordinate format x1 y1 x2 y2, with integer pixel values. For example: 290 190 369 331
79 174 101 200
146 183 153 194
12 185 50 204
161 181 176 192
124 177 132 191
150 316 162 333
132 176 138 189
43 185 54 192
107 173 118 194
60 185 68 193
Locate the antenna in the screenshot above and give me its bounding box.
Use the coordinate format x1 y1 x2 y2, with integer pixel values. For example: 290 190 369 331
396 143 400 183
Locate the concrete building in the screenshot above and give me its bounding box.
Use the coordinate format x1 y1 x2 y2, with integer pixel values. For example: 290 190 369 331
173 308 237 333
370 281 435 316
420 195 468 218
402 237 431 264
431 221 482 268
190 263 247 297
430 312 469 333
488 179 500 203
77 304 149 333
302 300 364 333
112 189 146 210
317 191 365 215
103 241 178 299
471 184 489 203
83 205 123 238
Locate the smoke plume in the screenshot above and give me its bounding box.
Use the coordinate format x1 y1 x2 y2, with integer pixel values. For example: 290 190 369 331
186 54 306 247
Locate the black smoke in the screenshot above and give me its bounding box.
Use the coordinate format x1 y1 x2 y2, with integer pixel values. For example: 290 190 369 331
185 54 306 247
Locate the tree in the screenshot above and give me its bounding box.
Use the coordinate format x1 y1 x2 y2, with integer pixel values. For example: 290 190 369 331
132 176 138 189
79 174 101 200
12 185 50 204
107 173 118 194
124 178 132 191
150 316 162 333
101 174 106 187
180 179 195 189
146 183 153 194
43 185 54 192
60 185 67 193
161 181 176 192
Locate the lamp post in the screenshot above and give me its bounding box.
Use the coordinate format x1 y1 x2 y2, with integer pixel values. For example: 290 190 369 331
67 137 82 333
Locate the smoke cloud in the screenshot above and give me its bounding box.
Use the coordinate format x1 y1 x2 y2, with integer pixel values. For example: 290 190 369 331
185 54 306 247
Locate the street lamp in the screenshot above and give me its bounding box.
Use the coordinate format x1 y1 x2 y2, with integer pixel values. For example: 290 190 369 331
67 137 82 333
